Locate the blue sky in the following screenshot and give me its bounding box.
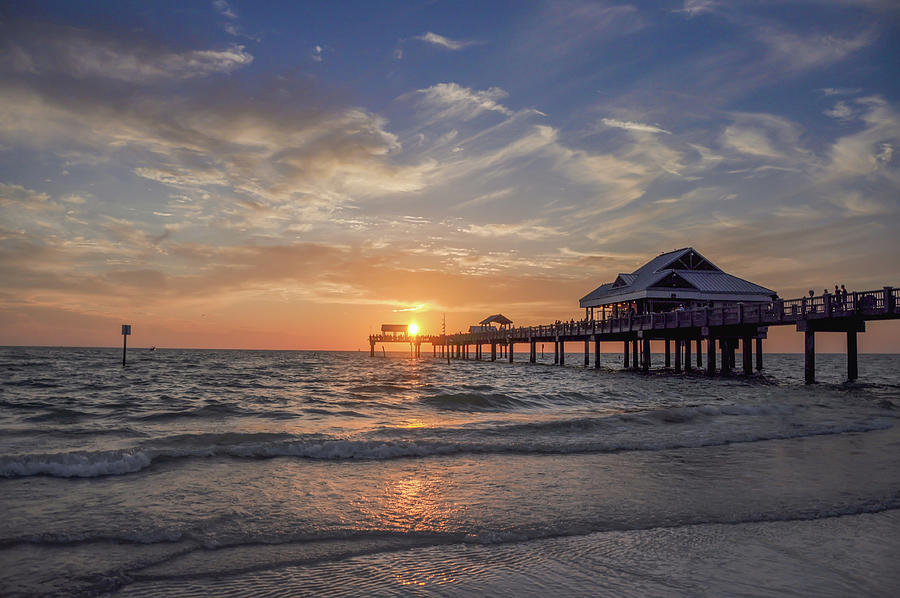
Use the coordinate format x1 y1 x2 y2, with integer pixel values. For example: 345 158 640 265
1 0 898 349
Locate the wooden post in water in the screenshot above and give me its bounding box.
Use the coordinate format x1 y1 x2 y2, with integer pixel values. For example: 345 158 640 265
632 339 638 370
594 337 601 369
642 338 650 373
584 338 590 367
847 330 858 381
623 341 629 368
121 324 130 367
696 338 702 369
508 342 514 363
370 339 375 357
664 339 671 368
684 339 692 372
555 340 560 364
720 339 731 375
756 338 763 371
707 337 716 376
674 339 682 373
491 342 496 362
804 330 815 384
530 340 536 363
742 336 752 375
559 340 566 365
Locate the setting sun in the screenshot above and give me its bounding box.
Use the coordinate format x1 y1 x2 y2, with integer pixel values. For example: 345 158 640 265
408 323 419 336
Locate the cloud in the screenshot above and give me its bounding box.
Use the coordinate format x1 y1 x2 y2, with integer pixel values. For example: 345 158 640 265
826 96 900 178
213 0 237 19
755 26 875 71
414 32 478 51
1 22 252 82
415 83 513 121
676 0 718 16
392 304 425 312
601 118 671 135
720 113 808 162
462 220 563 241
311 45 324 63
824 101 855 121
0 78 434 220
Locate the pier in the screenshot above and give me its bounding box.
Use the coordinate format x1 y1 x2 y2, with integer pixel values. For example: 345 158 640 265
369 286 899 384
369 248 897 384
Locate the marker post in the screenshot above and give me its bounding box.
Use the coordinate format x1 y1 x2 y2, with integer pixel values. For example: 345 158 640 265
121 324 131 367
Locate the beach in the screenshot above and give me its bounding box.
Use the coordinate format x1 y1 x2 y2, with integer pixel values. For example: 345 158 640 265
2 347 899 596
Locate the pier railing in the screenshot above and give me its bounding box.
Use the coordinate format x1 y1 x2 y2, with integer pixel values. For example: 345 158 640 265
435 286 897 345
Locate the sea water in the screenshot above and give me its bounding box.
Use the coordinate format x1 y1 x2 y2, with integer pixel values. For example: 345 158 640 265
1 347 899 596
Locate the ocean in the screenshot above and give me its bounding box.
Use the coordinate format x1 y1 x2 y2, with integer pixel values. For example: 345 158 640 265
1 346 899 597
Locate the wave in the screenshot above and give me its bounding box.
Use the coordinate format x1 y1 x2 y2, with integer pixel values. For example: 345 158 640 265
419 392 533 411
1 414 892 479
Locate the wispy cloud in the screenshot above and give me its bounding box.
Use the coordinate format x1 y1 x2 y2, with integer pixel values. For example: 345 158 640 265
414 32 478 51
1 23 252 82
756 26 875 71
463 221 563 241
601 118 671 135
415 83 513 121
676 0 718 17
392 304 425 312
213 0 237 20
824 101 855 121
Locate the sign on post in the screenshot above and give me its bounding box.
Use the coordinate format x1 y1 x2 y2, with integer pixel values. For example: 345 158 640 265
121 324 131 366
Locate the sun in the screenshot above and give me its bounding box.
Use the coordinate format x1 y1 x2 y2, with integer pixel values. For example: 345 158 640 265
408 323 419 336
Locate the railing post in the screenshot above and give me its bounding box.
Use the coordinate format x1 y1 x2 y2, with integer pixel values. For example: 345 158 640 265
885 286 895 313
824 293 832 317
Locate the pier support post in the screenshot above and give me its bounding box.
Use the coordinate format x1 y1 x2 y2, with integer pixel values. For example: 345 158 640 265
707 337 716 376
554 340 559 364
623 341 629 368
684 339 692 372
594 337 601 369
491 343 496 362
559 341 566 365
632 339 639 370
530 340 536 363
584 339 590 367
756 338 763 371
696 339 702 369
721 339 731 375
509 342 514 363
665 339 671 368
729 343 736 371
370 341 375 357
742 336 752 376
847 330 858 381
642 338 651 373
804 330 815 384
674 339 682 373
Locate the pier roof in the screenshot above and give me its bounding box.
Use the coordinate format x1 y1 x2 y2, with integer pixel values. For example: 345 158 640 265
579 247 776 308
479 314 513 326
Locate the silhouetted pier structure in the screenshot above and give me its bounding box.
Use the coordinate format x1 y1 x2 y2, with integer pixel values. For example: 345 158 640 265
370 287 897 384
368 248 897 383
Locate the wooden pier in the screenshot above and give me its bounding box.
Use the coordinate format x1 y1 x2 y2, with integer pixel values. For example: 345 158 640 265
368 286 899 384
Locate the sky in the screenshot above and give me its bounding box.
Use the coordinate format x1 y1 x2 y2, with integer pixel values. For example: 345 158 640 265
1 0 899 352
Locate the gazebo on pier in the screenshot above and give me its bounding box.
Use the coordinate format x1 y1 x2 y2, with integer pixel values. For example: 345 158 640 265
579 248 777 321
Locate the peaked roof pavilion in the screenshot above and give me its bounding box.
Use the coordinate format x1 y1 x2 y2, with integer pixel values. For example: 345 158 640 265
579 248 777 309
479 314 513 326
